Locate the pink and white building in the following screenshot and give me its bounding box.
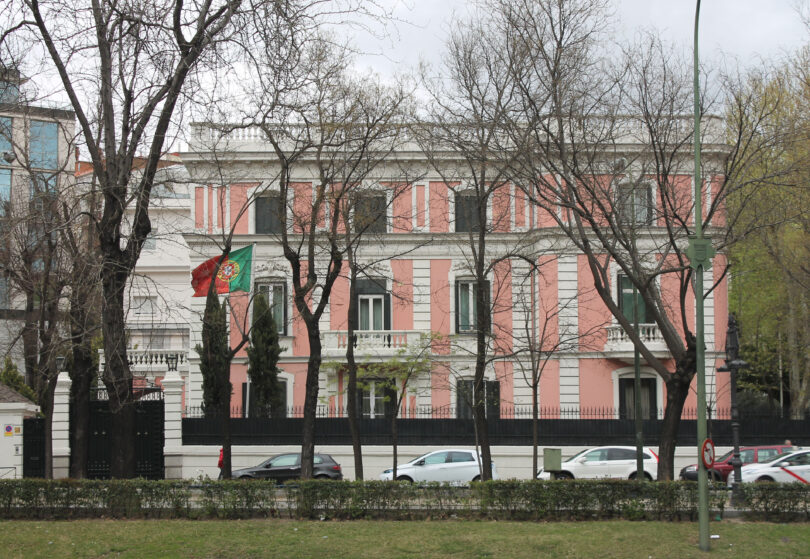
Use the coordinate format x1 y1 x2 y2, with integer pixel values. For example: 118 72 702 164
178 122 730 422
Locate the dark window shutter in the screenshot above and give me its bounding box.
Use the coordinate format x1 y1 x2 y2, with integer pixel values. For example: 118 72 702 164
383 385 397 418
486 380 500 419
256 195 282 234
454 281 460 333
457 380 473 419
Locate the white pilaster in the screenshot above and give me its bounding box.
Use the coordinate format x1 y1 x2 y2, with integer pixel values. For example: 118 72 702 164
51 372 71 479
162 369 185 479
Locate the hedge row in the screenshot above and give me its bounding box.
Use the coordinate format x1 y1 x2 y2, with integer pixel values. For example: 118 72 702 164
0 479 805 521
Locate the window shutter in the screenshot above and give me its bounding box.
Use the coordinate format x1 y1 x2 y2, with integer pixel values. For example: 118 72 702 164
486 380 500 419
383 385 397 418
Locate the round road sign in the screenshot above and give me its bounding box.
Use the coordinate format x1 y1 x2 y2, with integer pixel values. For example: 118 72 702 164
701 439 715 470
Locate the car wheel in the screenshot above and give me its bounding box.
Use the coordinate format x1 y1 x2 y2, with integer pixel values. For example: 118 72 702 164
314 475 329 480
472 475 481 482
756 476 775 482
710 470 723 482
555 472 573 480
396 476 413 483
239 476 252 480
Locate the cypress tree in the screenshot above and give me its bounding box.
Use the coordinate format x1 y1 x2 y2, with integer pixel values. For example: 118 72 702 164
196 290 231 417
246 293 284 417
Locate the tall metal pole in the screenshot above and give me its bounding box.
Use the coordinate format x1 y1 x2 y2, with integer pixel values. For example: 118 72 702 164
690 0 713 551
632 183 643 477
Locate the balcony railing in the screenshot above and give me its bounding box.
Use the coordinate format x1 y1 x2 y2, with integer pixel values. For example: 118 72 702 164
99 349 188 372
604 323 668 356
321 330 420 355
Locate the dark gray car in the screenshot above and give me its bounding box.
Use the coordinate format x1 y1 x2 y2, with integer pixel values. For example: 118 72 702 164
231 453 343 482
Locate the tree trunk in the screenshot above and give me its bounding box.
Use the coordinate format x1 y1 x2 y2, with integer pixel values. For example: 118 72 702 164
69 345 94 479
658 374 691 480
532 380 539 477
300 329 322 479
345 272 363 480
101 265 136 479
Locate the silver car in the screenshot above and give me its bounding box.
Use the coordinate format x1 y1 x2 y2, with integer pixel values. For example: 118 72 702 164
380 449 498 483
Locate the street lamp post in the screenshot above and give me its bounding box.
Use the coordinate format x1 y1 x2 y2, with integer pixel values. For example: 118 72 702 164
718 314 747 505
689 0 715 551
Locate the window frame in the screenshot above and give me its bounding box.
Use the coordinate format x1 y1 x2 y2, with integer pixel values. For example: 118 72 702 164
454 191 481 233
255 192 284 235
616 180 653 226
132 295 157 316
0 168 10 217
456 379 500 419
353 192 387 234
455 279 490 334
0 116 11 155
29 120 59 170
256 280 288 335
357 378 396 419
617 273 648 324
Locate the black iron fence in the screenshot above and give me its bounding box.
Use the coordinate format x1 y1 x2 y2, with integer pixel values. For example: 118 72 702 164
182 412 810 447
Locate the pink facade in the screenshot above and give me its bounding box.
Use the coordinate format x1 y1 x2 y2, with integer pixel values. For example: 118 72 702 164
189 172 729 420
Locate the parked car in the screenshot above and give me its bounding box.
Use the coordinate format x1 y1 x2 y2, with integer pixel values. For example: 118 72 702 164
380 449 497 483
679 444 796 482
727 449 810 485
231 453 343 482
537 446 658 480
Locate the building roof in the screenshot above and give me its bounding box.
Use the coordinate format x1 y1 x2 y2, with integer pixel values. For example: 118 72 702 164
0 382 36 405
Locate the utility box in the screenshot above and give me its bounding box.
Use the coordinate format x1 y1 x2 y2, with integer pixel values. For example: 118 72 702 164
543 448 562 472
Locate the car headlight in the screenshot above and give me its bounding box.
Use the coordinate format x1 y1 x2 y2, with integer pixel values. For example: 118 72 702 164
683 465 697 473
382 469 392 474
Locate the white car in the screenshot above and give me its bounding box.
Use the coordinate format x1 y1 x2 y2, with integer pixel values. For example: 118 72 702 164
728 449 810 485
379 449 498 483
537 446 658 480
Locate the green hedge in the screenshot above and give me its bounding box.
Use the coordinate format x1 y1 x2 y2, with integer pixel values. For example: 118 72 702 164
2 478 803 521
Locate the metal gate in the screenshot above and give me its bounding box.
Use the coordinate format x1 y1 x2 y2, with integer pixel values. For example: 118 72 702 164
23 417 45 478
73 391 165 479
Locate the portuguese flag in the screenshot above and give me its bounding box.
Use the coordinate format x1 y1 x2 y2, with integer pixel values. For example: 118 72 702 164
191 245 253 297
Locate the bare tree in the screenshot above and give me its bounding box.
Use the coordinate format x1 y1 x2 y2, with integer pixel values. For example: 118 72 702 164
414 9 536 480
4 0 285 477
488 0 789 478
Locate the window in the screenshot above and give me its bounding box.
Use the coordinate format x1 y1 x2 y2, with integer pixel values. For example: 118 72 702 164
359 295 384 330
256 281 287 335
354 194 386 234
354 279 390 331
255 193 284 234
0 117 11 154
616 181 653 225
456 379 500 419
29 120 58 170
242 378 288 418
29 171 57 217
143 228 157 251
424 451 450 465
584 449 608 462
449 451 475 463
618 377 657 420
0 81 19 103
455 192 480 232
0 169 10 217
357 379 395 419
455 280 490 333
617 274 647 323
0 276 9 309
132 296 157 316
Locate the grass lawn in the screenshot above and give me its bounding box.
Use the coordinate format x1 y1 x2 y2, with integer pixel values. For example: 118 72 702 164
3 519 810 558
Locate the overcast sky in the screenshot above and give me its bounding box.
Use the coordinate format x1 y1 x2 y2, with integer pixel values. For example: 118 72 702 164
351 0 808 79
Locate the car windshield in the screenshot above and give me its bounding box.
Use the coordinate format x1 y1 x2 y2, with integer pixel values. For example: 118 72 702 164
566 448 591 462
